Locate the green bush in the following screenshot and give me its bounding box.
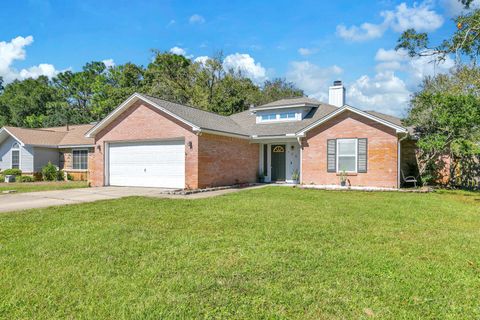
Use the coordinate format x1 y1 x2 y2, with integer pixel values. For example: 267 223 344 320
67 173 74 181
42 162 58 181
16 175 34 183
57 170 65 181
2 168 22 176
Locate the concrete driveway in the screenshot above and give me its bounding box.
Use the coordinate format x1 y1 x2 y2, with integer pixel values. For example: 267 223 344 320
0 187 177 213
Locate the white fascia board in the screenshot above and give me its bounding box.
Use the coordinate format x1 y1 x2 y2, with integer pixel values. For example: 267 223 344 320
57 145 95 148
250 135 297 140
85 93 201 138
296 105 408 136
197 128 250 140
0 127 25 146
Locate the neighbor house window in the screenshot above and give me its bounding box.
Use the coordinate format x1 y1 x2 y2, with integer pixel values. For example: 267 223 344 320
261 114 277 121
11 143 20 169
337 139 357 172
279 112 296 120
72 149 88 170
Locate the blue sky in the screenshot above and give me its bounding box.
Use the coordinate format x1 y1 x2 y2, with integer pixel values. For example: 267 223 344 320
0 0 473 116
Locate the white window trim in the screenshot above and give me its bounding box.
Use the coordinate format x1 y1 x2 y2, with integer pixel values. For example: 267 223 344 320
72 148 89 170
258 112 300 123
11 142 20 170
260 113 277 122
336 138 357 173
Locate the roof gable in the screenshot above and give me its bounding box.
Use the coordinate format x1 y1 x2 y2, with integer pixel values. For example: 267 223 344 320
0 125 94 147
296 105 408 135
85 93 249 138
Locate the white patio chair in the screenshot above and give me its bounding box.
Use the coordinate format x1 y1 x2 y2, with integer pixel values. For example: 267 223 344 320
401 170 418 188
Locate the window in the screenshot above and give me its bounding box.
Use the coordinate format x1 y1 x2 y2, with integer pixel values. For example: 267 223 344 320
280 112 296 120
261 114 277 121
73 149 88 170
337 139 357 172
11 143 20 169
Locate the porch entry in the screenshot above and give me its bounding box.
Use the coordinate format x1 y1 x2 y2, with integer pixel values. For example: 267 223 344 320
271 144 286 181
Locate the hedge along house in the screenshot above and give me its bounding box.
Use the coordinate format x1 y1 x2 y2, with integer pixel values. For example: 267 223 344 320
0 124 95 180
85 81 416 189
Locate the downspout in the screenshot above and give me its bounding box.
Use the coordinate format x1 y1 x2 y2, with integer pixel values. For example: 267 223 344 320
397 133 408 188
297 136 303 184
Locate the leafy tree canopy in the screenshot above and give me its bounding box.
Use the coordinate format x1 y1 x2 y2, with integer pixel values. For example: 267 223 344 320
0 51 304 128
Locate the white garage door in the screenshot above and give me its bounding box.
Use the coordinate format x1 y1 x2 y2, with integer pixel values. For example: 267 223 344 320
108 140 185 188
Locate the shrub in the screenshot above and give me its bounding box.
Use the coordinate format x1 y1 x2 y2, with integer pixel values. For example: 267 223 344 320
16 175 34 183
57 170 65 181
42 162 58 181
33 172 43 181
2 169 22 176
67 173 74 181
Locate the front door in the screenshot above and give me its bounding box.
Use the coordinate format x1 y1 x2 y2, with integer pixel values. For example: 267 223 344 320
271 145 286 181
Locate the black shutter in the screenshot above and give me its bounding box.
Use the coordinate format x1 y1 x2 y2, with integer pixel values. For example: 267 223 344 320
358 138 368 173
327 139 336 172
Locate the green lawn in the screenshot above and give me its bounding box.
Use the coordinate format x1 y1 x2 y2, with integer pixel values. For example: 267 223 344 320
0 181 88 194
0 187 479 319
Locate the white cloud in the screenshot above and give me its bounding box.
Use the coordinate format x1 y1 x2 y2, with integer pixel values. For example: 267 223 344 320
298 48 316 56
347 47 454 116
169 46 193 59
166 19 176 27
223 53 267 83
102 59 115 68
336 22 388 41
189 14 205 24
375 48 454 82
0 35 60 83
194 56 209 65
169 46 187 56
348 71 411 116
286 61 343 100
337 2 443 42
385 3 444 33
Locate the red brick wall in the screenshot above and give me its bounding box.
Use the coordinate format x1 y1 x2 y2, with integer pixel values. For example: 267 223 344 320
302 111 399 188
59 147 94 181
90 101 199 188
197 133 259 188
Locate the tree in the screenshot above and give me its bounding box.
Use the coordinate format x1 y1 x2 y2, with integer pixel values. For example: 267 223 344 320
406 67 480 187
257 78 304 105
0 76 61 127
396 1 480 63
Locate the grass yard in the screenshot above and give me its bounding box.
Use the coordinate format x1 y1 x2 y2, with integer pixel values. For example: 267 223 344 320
0 180 88 194
0 187 479 319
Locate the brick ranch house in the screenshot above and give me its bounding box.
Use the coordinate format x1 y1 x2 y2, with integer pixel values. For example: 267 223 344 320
0 81 417 188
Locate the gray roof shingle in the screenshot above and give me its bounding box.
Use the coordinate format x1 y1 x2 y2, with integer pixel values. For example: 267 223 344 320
141 94 408 137
254 97 322 109
138 94 249 136
230 104 339 136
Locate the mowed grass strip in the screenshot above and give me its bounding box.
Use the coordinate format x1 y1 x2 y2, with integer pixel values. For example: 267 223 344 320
0 187 479 319
0 181 88 194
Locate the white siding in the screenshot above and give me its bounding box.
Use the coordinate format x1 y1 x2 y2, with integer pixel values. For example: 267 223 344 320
0 136 34 172
34 147 60 172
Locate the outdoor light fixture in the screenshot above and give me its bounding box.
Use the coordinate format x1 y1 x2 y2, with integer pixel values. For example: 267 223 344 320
188 141 193 149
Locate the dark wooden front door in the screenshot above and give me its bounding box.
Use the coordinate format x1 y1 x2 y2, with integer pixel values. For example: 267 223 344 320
271 145 286 181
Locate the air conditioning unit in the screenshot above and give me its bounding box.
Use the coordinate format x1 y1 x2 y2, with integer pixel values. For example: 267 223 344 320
4 175 16 183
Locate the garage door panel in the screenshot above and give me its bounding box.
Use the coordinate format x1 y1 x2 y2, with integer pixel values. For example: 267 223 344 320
108 140 185 188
